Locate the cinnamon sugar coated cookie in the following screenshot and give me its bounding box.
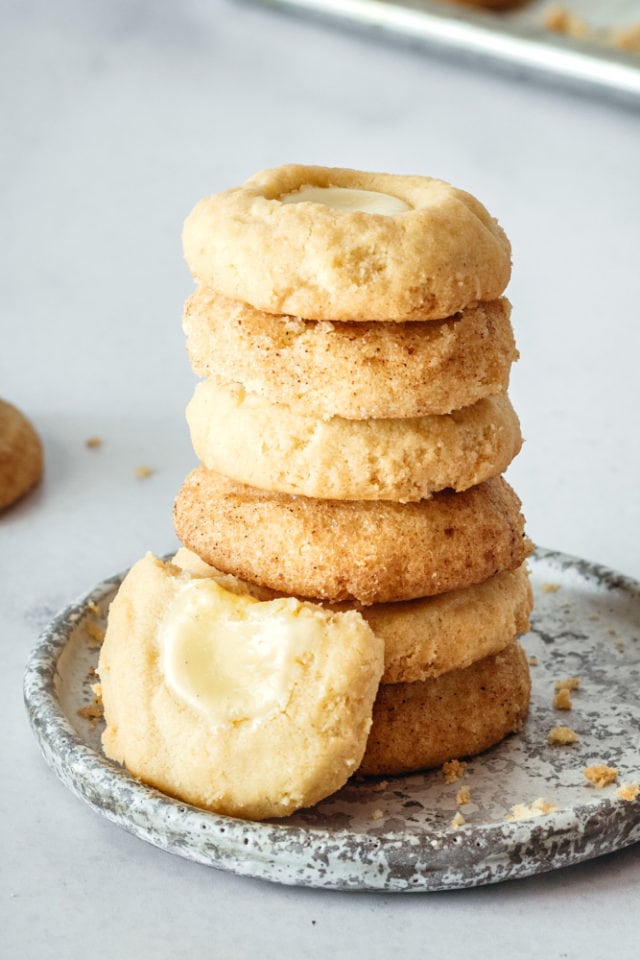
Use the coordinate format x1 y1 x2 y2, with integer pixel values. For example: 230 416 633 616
184 289 518 419
174 469 532 604
172 548 532 684
98 553 383 820
359 641 531 776
183 165 511 321
0 399 43 511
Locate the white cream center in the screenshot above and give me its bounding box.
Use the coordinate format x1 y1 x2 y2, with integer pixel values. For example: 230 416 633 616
159 579 324 727
281 185 410 216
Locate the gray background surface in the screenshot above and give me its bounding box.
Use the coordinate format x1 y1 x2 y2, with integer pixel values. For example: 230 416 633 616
2 1 639 957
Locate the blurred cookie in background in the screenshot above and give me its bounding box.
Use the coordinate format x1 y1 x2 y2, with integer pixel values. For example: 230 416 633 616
0 399 43 511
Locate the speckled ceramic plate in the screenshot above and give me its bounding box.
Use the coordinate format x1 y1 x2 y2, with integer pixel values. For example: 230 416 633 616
24 548 640 892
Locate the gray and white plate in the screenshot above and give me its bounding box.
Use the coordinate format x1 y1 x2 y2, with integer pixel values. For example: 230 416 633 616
24 547 640 892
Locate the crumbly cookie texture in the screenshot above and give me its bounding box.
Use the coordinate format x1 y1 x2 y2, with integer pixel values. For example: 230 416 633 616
174 469 532 605
548 725 579 746
183 288 518 420
98 553 383 820
183 164 511 322
617 783 639 802
583 765 618 789
456 785 472 805
442 759 467 783
0 399 43 511
553 687 573 711
187 377 522 502
359 641 531 776
505 797 558 822
173 548 532 685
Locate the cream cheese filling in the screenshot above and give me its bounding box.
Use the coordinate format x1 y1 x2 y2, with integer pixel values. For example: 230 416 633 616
159 578 325 727
281 184 411 215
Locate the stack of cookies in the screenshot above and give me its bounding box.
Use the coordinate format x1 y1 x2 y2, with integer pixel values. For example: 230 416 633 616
99 164 532 820
175 163 533 769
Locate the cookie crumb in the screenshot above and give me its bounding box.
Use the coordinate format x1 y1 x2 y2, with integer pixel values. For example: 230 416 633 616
528 655 538 666
542 582 560 593
372 809 384 821
555 676 580 692
548 725 579 746
77 694 103 729
85 620 105 643
505 797 557 821
85 436 102 449
135 465 154 479
442 759 466 784
456 785 471 806
372 779 389 793
544 6 589 40
450 811 465 830
616 783 639 802
584 764 618 788
544 7 640 55
612 23 640 53
85 619 105 643
553 687 573 711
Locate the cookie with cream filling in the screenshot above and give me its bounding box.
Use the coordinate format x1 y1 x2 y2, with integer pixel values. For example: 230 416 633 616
99 553 383 820
173 547 533 685
183 164 511 321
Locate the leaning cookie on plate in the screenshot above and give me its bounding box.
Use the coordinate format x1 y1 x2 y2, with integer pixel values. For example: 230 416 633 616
98 553 383 820
172 546 533 685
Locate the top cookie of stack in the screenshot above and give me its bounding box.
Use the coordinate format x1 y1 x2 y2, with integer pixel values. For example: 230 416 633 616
183 164 511 323
180 164 522 510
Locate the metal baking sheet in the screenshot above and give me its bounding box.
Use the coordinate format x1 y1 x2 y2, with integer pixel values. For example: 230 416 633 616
250 0 640 105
